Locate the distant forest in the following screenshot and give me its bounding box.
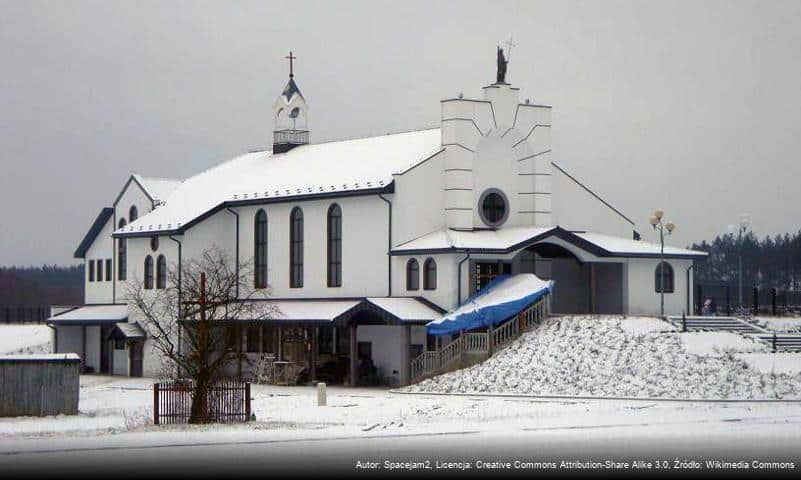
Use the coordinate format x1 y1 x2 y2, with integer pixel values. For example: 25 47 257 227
0 265 83 306
691 231 801 291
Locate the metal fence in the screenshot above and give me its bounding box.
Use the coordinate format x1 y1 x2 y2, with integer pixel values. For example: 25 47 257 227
0 306 50 324
153 380 251 425
695 284 801 315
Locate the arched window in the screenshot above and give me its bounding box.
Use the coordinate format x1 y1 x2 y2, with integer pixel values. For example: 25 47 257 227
327 204 342 287
156 255 167 289
254 209 268 288
289 207 304 288
406 259 419 291
129 205 138 222
117 219 127 281
423 258 437 290
655 261 674 293
144 255 154 290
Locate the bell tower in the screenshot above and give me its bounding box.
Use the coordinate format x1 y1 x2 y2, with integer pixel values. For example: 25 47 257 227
272 51 309 154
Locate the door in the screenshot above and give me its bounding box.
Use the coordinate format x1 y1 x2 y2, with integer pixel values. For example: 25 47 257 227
473 261 512 293
129 341 144 377
99 326 111 374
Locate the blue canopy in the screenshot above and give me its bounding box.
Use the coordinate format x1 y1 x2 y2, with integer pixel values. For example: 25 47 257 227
426 274 554 336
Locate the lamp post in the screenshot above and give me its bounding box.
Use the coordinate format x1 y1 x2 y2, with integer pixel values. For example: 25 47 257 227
650 209 675 317
727 213 750 307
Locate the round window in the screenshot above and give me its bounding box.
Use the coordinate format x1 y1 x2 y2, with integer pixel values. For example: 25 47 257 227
150 236 159 252
479 189 509 227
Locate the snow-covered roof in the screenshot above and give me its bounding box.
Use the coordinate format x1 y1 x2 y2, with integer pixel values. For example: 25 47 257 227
574 232 707 258
270 300 361 322
366 297 443 322
133 174 182 203
393 226 554 253
392 226 706 259
0 353 81 363
115 128 441 237
49 305 129 324
111 322 147 339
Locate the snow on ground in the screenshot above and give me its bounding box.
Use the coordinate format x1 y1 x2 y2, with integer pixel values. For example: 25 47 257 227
408 316 801 399
3 375 801 447
619 316 676 335
738 353 801 375
754 316 801 333
0 324 51 354
679 331 768 356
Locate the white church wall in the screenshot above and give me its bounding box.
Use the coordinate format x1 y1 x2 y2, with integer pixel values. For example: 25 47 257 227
551 165 635 237
110 177 154 304
626 257 693 316
55 326 82 356
84 215 114 305
84 326 101 371
392 151 445 247
392 253 458 311
112 345 128 376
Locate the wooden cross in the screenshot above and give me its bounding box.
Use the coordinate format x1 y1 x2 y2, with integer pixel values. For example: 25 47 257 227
285 51 296 78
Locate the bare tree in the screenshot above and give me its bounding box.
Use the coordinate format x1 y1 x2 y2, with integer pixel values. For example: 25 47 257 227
127 246 276 423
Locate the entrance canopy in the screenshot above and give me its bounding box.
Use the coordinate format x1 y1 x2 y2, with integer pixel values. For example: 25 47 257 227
48 304 129 325
427 274 553 336
107 322 147 341
211 297 444 326
391 225 706 259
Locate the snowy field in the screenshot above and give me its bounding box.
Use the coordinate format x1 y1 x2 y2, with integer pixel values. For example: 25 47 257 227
2 375 801 446
409 316 801 399
0 324 51 354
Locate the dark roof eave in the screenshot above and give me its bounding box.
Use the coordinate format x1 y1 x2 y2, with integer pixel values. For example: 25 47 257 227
114 184 394 239
74 207 114 258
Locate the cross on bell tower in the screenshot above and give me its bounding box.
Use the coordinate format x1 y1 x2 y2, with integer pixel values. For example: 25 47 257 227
285 51 296 78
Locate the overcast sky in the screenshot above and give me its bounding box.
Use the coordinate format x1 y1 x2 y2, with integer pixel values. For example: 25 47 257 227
1 0 800 266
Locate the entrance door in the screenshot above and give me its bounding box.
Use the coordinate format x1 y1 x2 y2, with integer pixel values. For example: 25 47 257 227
129 341 143 377
99 326 111 374
473 261 512 293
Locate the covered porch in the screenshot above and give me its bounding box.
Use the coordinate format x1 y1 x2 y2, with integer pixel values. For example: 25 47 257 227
222 298 442 387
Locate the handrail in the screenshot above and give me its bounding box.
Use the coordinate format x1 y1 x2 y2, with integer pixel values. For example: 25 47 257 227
409 293 550 384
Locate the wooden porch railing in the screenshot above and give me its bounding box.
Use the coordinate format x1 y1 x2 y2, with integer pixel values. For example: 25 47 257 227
409 293 550 384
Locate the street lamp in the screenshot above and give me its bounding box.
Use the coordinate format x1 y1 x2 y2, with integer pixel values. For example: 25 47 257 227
650 209 676 317
727 213 750 307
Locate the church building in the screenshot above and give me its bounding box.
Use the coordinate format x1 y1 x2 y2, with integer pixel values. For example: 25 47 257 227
50 50 705 385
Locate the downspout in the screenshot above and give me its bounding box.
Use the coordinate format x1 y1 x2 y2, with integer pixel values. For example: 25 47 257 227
686 262 695 315
457 251 471 306
226 208 240 298
378 194 392 297
168 235 183 357
112 211 116 303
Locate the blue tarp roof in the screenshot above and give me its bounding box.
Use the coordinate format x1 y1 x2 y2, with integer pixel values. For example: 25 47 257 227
426 274 554 336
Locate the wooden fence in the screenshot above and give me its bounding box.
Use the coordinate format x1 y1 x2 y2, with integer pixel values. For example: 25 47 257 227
410 294 550 383
153 380 251 425
0 354 80 417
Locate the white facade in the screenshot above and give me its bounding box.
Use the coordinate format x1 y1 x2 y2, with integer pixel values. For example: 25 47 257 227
61 65 704 380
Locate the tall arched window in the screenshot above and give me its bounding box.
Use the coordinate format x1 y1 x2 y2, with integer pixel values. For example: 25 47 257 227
144 255 154 290
327 204 342 287
129 205 138 222
254 209 268 288
655 261 674 293
156 255 167 289
117 219 127 281
423 258 437 290
406 259 419 291
289 207 304 288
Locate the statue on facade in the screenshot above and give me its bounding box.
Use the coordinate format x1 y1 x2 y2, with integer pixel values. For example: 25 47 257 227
496 46 508 84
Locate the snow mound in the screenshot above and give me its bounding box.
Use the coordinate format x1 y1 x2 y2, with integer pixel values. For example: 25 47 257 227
408 316 801 399
737 353 801 375
620 317 676 336
0 325 52 354
680 332 768 356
